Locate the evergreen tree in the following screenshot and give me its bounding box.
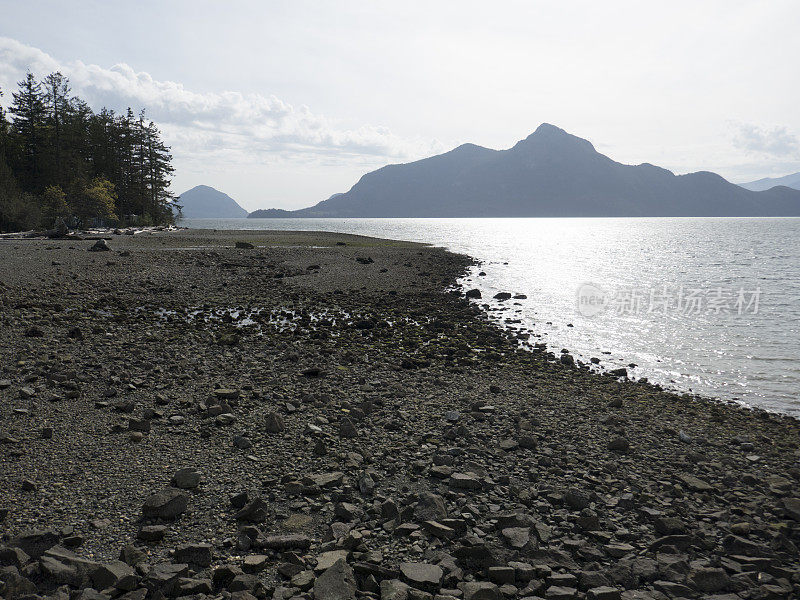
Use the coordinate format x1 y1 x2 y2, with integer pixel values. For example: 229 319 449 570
9 73 47 192
42 71 72 186
0 71 175 231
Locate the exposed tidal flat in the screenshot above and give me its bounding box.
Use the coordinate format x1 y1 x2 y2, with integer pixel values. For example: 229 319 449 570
0 228 799 600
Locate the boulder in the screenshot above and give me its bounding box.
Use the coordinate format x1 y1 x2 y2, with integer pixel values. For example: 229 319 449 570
141 488 189 520
9 529 59 559
89 239 111 252
313 558 357 600
462 581 501 600
171 468 202 490
399 562 442 589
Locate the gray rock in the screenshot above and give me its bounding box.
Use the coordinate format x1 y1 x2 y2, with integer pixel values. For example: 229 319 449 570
233 435 252 449
174 543 213 567
608 437 630 453
449 473 482 490
235 497 269 522
565 489 591 510
782 497 800 522
414 492 448 521
89 239 111 252
141 488 189 520
586 587 621 600
265 412 285 433
399 562 443 588
0 566 38 598
0 546 30 568
462 581 501 600
339 417 357 438
687 567 730 593
91 561 138 591
500 527 530 549
171 468 202 490
137 525 166 542
9 529 59 558
40 545 101 587
313 558 357 600
381 579 410 600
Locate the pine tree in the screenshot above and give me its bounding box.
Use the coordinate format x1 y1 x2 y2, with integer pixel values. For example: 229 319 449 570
0 72 175 231
42 72 72 186
0 85 9 162
9 73 47 192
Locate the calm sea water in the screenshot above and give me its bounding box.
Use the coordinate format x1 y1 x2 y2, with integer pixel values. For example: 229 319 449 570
181 217 800 416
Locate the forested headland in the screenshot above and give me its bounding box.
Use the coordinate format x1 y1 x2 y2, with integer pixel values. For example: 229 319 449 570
0 72 176 232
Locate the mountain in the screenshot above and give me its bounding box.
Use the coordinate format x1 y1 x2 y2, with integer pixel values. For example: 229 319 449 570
177 185 248 218
740 172 800 192
249 124 800 217
248 193 344 219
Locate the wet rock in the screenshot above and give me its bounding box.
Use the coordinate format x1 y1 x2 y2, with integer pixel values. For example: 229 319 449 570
465 289 482 300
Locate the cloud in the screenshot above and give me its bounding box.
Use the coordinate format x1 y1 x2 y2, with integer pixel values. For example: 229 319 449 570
0 36 443 167
733 122 799 157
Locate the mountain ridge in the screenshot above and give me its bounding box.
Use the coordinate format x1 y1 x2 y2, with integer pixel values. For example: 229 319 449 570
740 171 800 192
247 124 800 218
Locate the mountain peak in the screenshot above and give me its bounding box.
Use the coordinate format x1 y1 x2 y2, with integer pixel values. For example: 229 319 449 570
178 185 248 218
513 123 597 153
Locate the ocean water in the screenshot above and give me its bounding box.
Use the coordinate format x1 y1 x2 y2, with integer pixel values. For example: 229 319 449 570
180 217 800 416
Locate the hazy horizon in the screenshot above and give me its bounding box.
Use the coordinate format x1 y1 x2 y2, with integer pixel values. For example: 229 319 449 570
2 0 799 211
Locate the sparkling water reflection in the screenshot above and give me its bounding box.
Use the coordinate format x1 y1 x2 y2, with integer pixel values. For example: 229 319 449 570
181 217 800 416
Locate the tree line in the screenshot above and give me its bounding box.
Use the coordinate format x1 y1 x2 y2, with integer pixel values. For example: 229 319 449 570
0 71 176 232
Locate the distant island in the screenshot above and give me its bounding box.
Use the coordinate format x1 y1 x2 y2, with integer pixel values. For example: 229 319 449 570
740 171 800 192
177 185 248 218
246 124 800 218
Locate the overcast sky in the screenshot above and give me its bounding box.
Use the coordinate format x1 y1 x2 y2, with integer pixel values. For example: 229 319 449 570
1 0 799 211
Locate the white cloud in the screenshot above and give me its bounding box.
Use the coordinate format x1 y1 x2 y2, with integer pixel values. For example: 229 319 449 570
732 123 799 158
0 36 443 169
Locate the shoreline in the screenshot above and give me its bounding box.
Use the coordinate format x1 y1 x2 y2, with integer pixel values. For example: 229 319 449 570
1 228 799 600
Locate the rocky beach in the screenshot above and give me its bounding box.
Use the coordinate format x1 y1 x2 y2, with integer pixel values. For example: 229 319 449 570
1 228 799 600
